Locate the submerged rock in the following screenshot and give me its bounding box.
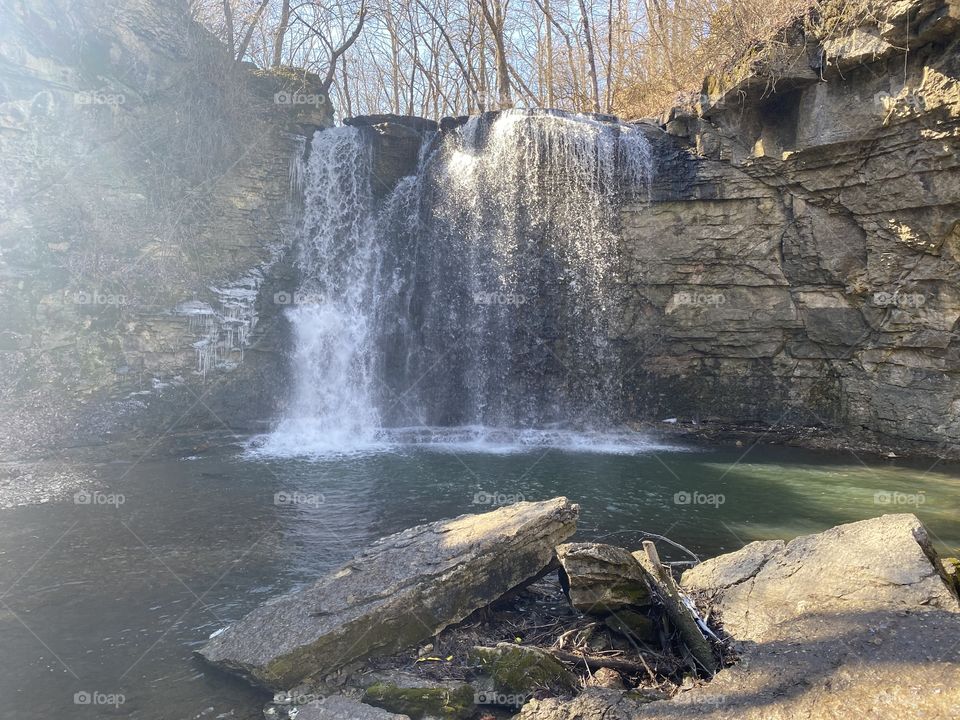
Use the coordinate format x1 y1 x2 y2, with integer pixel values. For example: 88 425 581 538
293 696 410 719
198 498 579 689
555 542 651 614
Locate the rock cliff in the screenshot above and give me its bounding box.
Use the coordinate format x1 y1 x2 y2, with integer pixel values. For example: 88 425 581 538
619 0 960 456
0 0 331 457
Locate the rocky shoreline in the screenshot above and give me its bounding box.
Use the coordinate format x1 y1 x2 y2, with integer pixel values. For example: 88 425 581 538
627 419 960 462
196 498 960 719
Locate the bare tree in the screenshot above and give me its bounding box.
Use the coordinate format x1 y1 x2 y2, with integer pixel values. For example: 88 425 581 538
577 0 601 112
271 0 291 66
192 0 814 121
477 0 513 109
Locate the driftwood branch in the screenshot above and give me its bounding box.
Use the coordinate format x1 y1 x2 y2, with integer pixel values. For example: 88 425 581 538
639 541 718 674
639 532 701 564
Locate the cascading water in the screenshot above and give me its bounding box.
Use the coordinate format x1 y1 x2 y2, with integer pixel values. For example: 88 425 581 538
257 127 386 455
255 110 656 456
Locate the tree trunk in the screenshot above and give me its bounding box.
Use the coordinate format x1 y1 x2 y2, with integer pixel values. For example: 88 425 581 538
235 0 269 62
544 0 554 107
222 0 234 56
272 0 291 67
577 0 601 112
478 0 513 109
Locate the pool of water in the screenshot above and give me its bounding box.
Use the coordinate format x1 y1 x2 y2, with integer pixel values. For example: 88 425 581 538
1 436 957 718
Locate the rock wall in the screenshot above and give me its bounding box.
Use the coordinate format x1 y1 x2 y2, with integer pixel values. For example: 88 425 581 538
617 0 960 456
0 0 332 456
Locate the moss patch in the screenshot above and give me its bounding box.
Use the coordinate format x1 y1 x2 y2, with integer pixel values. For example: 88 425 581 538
470 643 577 694
362 682 475 719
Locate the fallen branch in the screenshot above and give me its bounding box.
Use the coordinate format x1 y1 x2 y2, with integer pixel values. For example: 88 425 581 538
640 532 701 564
549 648 678 676
638 541 719 674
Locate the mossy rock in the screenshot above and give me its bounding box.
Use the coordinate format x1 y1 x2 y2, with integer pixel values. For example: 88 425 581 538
941 557 960 595
362 682 475 720
469 643 577 694
249 65 325 94
245 65 333 128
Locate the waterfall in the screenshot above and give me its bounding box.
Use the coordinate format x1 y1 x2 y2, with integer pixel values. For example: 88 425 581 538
255 110 653 456
257 127 385 456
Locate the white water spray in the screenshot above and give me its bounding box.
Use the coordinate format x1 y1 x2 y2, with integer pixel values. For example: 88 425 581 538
254 111 655 457
257 127 386 456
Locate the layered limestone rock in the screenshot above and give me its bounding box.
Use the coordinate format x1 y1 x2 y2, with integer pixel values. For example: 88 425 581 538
555 542 651 613
618 0 960 456
0 0 333 458
518 513 960 719
198 497 579 690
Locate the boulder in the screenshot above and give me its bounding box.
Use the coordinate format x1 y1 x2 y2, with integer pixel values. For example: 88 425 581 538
198 498 579 690
555 543 650 614
681 513 956 640
519 514 960 719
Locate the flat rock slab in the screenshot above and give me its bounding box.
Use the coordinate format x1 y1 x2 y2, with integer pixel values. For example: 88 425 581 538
519 514 960 720
681 513 956 641
199 497 579 689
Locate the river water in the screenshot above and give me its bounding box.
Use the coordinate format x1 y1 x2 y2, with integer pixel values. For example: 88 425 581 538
1 437 957 718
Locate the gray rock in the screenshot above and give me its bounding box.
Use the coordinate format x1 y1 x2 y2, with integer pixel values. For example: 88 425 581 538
294 696 410 720
682 513 956 641
199 498 579 690
681 539 784 591
518 688 635 720
619 0 960 458
520 513 960 720
555 542 650 614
